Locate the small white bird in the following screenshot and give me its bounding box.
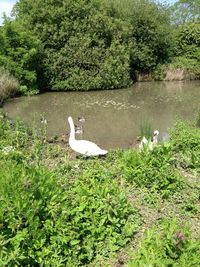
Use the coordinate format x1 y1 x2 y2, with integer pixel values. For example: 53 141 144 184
139 130 159 151
75 124 83 135
68 116 107 156
152 130 159 144
78 116 85 123
40 116 48 124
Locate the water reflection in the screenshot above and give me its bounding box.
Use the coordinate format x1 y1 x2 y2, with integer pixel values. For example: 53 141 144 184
3 81 200 149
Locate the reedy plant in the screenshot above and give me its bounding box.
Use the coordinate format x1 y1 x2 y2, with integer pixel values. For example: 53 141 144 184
0 67 19 105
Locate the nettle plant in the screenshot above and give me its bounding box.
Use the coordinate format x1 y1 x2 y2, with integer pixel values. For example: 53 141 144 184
0 158 140 266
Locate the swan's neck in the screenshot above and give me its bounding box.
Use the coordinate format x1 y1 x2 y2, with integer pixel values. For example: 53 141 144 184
152 135 158 144
69 119 75 141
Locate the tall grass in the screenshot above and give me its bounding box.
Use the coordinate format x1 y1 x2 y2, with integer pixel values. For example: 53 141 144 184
0 67 19 105
139 120 153 140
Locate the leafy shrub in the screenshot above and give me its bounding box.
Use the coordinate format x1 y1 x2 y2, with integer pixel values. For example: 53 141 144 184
128 0 172 73
0 19 43 94
176 22 200 60
0 155 139 266
104 0 172 75
14 0 131 91
128 219 200 267
119 146 183 198
170 121 200 171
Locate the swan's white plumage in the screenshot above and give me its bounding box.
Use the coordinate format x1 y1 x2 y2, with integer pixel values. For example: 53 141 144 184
68 116 107 156
139 130 159 151
139 136 148 150
78 117 85 123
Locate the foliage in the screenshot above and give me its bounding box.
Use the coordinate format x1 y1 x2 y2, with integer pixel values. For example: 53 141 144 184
170 121 200 171
105 0 173 74
153 56 200 80
153 21 200 80
0 0 198 92
139 120 153 140
0 19 43 94
175 22 200 60
1 114 200 266
13 0 132 91
171 0 200 25
0 115 139 266
169 57 200 76
128 219 200 267
118 145 183 198
0 67 19 105
0 160 139 266
129 0 172 73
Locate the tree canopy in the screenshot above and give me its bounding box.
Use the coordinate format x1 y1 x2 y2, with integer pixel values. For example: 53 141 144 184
0 0 199 94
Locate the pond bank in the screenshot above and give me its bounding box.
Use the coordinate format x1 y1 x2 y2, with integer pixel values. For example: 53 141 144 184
138 68 200 82
0 113 200 266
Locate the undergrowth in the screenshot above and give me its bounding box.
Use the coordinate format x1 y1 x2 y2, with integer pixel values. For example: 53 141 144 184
118 144 183 198
128 219 200 267
0 113 200 266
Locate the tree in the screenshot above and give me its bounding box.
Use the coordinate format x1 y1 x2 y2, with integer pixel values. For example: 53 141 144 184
171 0 200 25
175 21 200 60
128 0 172 73
13 0 131 91
0 18 43 94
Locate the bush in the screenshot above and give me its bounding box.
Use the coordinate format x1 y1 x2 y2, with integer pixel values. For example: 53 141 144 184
118 146 183 198
14 0 131 91
0 157 139 266
176 22 200 60
170 121 200 171
0 19 43 94
128 0 172 73
0 67 19 105
128 219 200 267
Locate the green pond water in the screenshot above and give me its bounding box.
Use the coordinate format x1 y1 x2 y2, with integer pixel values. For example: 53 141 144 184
3 81 200 149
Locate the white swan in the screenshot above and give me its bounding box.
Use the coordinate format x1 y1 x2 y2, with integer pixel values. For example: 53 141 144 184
68 116 108 156
139 130 159 151
139 136 148 150
152 130 159 144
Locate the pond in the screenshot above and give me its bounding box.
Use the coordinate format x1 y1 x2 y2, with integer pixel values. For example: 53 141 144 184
3 81 200 149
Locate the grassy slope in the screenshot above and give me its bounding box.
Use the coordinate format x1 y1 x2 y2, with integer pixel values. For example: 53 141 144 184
0 113 200 266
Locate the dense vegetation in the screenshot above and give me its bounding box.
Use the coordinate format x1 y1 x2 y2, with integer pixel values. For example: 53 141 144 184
0 0 200 100
0 113 200 266
0 0 200 265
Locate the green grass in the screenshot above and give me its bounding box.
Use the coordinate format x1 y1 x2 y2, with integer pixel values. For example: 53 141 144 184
0 113 200 266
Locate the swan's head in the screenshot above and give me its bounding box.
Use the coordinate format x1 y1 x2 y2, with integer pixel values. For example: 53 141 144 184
78 117 85 123
153 130 159 136
68 116 73 125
